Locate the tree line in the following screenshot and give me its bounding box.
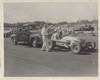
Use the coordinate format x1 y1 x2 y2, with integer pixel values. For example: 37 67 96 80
4 20 98 31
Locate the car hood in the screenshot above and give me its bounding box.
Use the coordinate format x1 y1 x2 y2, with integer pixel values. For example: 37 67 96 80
4 30 11 33
61 36 80 42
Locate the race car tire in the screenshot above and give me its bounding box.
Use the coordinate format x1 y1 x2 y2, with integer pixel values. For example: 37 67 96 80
71 42 81 54
86 42 96 51
48 40 55 50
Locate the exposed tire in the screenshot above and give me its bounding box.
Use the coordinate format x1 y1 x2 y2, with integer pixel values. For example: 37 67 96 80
31 38 38 48
86 42 96 51
48 40 55 50
71 42 81 54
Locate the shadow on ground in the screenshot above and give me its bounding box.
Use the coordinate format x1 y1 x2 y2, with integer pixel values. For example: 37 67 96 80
16 43 98 55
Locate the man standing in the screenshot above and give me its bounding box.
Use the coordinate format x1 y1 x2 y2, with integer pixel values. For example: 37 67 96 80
41 24 50 52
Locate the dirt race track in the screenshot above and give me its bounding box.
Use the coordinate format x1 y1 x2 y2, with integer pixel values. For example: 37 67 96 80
4 37 98 77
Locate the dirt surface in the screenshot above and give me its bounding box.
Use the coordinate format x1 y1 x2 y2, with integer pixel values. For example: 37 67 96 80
4 37 98 76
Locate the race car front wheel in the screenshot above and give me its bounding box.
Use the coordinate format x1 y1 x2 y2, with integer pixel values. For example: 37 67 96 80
71 42 81 54
86 42 96 51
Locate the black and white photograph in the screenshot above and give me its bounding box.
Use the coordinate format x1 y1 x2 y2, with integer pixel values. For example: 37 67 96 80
4 2 98 77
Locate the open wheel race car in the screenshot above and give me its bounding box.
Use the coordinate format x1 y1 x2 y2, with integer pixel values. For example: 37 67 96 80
48 33 96 54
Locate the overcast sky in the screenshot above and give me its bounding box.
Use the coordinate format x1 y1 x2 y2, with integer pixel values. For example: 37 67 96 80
4 2 98 23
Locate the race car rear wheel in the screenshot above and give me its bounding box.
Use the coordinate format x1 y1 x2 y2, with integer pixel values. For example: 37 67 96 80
86 42 96 51
71 42 81 54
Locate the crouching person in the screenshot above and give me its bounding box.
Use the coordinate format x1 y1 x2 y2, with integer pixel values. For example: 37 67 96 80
41 24 50 52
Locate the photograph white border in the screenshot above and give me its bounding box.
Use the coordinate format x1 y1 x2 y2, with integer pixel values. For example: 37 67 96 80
0 0 99 80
